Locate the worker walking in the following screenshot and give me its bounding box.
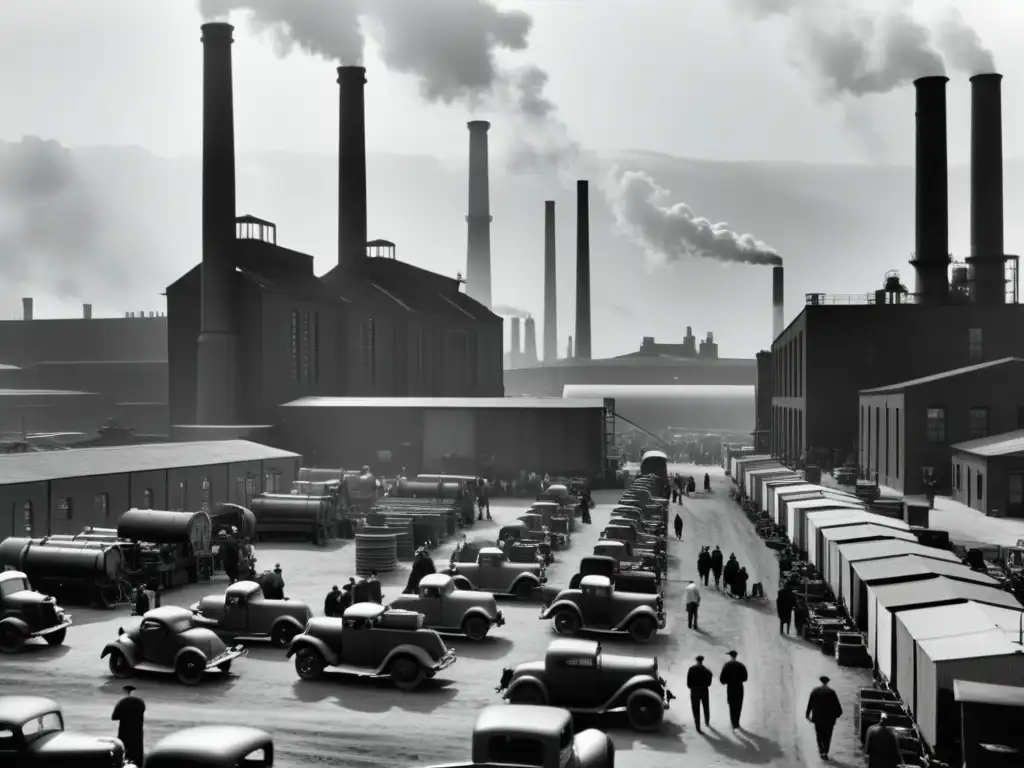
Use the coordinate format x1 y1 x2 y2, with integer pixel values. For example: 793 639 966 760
806 675 843 760
323 585 343 617
686 655 713 733
864 712 903 768
723 554 739 595
703 473 711 493
673 513 683 540
719 650 748 729
111 685 145 767
777 586 795 633
684 580 701 630
710 546 723 588
697 547 712 586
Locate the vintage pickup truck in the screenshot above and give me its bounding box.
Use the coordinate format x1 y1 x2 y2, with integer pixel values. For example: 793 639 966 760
540 575 666 643
189 580 312 648
389 573 505 640
0 571 72 653
448 547 547 599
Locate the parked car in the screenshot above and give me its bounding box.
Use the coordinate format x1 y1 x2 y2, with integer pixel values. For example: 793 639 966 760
144 725 273 768
607 516 664 547
518 514 569 551
611 505 663 534
420 705 614 768
540 556 660 606
448 546 547 598
286 602 457 690
601 524 664 554
0 695 129 766
498 638 675 732
453 536 548 565
101 606 247 686
530 502 575 535
593 540 662 574
0 571 72 653
389 573 505 640
189 580 312 647
540 575 665 642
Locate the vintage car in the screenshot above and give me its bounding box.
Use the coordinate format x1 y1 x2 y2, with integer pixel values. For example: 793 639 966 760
611 506 664 535
448 547 547 598
519 514 568 550
529 501 574 535
189 580 312 647
452 535 550 566
421 705 614 768
101 605 247 685
144 725 273 768
540 556 660 606
593 540 662 574
287 602 457 690
498 638 674 732
601 523 664 554
540 575 665 642
0 696 129 767
389 573 505 640
0 571 73 653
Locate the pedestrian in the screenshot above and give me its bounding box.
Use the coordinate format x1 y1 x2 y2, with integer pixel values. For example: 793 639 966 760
703 473 711 493
777 586 795 633
688 476 696 495
806 675 843 760
686 655 713 733
477 479 492 521
736 567 749 600
132 585 150 617
323 585 342 617
794 600 808 637
719 650 748 729
723 554 739 595
710 546 723 589
111 684 145 767
864 712 903 768
684 580 701 630
697 547 711 586
673 513 683 540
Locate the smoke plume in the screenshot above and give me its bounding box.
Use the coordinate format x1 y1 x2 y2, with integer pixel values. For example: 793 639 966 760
197 0 577 172
734 0 994 97
605 169 782 267
493 304 530 318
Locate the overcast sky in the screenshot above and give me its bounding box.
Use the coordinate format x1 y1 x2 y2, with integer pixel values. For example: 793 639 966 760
2 0 1023 357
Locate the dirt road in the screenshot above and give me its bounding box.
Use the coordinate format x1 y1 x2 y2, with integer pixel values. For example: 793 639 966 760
2 466 868 767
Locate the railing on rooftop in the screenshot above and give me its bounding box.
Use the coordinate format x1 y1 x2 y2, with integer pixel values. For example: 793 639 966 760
804 292 922 306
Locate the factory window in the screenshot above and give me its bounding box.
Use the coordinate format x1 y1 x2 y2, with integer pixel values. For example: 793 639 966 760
926 408 945 443
142 489 153 509
895 409 899 478
22 501 32 535
874 408 880 479
885 407 890 478
968 407 989 440
968 328 983 363
93 493 108 522
177 480 188 512
58 498 72 521
200 478 211 512
977 471 984 501
301 311 312 384
311 312 319 383
360 319 377 385
264 471 281 493
866 409 871 470
956 462 961 491
290 311 299 381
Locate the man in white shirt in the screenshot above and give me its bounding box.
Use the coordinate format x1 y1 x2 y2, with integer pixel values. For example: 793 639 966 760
685 580 701 630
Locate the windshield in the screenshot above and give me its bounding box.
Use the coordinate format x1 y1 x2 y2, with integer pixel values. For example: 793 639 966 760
0 578 30 598
21 711 64 742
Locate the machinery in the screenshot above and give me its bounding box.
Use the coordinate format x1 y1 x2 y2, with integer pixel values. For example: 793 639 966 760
249 494 335 546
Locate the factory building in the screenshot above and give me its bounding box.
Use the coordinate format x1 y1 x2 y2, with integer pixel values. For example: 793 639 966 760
168 24 503 432
770 73 1024 469
754 350 772 452
951 429 1024 517
0 440 299 538
858 358 1024 495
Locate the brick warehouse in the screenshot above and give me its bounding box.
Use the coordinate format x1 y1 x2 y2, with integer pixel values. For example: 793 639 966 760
0 440 299 538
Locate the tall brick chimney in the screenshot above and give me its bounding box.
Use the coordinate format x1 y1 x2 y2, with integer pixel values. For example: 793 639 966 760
575 180 592 360
466 121 492 308
543 200 558 362
337 66 368 271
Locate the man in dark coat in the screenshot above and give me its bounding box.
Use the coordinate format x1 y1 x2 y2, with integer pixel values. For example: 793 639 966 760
806 675 843 759
686 655 713 733
723 554 739 595
338 580 355 612
864 712 903 768
735 567 749 599
404 548 436 594
323 585 343 617
262 564 285 600
703 473 711 493
794 600 809 637
132 586 150 617
777 587 795 633
673 513 683 540
219 530 239 584
719 650 748 729
710 546 724 588
697 547 712 586
111 684 145 767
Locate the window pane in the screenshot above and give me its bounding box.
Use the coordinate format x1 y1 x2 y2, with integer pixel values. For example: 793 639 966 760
969 408 988 440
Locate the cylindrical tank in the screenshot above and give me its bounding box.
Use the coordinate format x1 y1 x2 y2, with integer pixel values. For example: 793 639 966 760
393 479 463 500
116 509 212 553
19 541 123 581
250 495 329 524
298 467 344 483
0 537 35 569
211 503 258 539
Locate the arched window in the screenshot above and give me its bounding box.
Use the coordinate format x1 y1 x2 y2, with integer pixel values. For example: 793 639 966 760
142 489 153 509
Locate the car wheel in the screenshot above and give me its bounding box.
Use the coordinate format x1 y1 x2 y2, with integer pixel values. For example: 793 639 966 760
218 660 233 673
462 616 489 641
108 650 133 678
552 609 581 637
628 616 657 643
514 581 535 600
508 683 546 705
626 689 664 732
175 650 206 686
271 622 298 648
44 628 67 646
0 624 25 654
295 647 327 681
389 655 426 691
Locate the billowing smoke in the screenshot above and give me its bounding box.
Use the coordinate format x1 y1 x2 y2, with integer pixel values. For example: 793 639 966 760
733 0 994 97
197 0 577 171
605 169 782 267
493 304 530 318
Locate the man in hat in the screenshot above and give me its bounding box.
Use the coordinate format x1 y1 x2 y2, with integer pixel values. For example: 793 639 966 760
806 675 844 760
684 580 701 630
719 650 748 729
864 712 903 768
323 585 343 617
686 655 713 733
710 545 724 588
111 684 145 766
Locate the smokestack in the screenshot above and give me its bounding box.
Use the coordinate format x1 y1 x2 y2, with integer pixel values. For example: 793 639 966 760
21 298 33 321
575 180 592 360
969 73 1006 306
510 317 521 367
772 266 784 340
543 200 557 362
337 66 368 271
466 121 493 308
83 304 92 320
524 317 538 365
567 336 573 359
910 76 951 304
197 22 240 424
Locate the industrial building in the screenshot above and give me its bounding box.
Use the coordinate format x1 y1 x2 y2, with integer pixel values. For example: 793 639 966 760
754 351 772 452
951 429 1024 518
168 23 503 433
858 358 1024 495
769 73 1024 468
0 440 299 538
275 396 613 479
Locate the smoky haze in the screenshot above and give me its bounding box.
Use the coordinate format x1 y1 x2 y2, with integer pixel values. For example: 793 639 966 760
492 304 530 318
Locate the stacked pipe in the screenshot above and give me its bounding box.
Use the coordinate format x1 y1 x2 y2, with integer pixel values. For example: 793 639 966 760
354 532 399 575
363 515 415 559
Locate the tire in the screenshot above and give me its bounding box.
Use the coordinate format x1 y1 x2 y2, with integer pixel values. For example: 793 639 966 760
44 628 67 646
626 689 664 732
389 655 426 691
294 647 326 681
552 609 581 637
514 580 535 601
218 660 233 673
628 616 657 644
271 622 299 649
462 615 490 641
175 650 206 686
507 683 546 705
108 649 133 678
0 624 26 654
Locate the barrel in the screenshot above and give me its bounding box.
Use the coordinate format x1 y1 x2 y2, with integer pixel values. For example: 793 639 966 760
299 467 344 483
116 509 212 552
393 479 463 500
355 533 398 575
20 541 123 580
211 503 258 539
0 537 34 569
250 495 330 525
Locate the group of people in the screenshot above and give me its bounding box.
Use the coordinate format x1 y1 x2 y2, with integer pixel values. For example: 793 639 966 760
671 472 712 502
217 526 256 584
322 571 382 617
685 650 749 733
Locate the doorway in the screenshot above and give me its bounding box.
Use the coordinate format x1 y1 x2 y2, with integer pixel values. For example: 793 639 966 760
1008 473 1023 518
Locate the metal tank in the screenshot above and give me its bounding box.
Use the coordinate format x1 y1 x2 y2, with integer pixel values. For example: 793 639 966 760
211 503 258 540
394 479 465 500
15 539 123 581
249 494 332 546
116 509 212 554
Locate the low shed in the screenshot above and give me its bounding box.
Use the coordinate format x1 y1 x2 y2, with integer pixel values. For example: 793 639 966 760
954 680 1024 768
951 429 1024 518
804 509 910 570
819 523 907 587
788 500 866 556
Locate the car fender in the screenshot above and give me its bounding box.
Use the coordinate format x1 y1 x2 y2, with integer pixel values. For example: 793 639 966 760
101 638 139 665
614 605 659 631
461 607 496 625
503 675 549 704
377 643 435 674
575 728 615 768
174 645 209 666
286 634 340 666
540 600 583 622
0 616 29 636
601 674 662 710
510 572 541 590
271 615 305 635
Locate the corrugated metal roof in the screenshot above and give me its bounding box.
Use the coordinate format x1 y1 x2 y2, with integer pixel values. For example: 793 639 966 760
917 629 1024 662
281 397 607 409
853 553 987 582
897 602 1020 643
852 555 932 582
860 357 1024 395
0 440 300 485
872 576 1023 611
838 538 935 564
779 484 858 500
951 428 1024 457
822 524 912 544
808 509 911 531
